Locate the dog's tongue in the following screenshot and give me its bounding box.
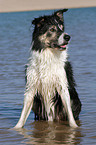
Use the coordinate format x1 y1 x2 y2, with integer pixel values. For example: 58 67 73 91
60 45 66 50
60 45 66 48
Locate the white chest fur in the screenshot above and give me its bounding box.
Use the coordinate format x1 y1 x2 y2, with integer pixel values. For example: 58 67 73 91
26 49 68 97
26 48 69 120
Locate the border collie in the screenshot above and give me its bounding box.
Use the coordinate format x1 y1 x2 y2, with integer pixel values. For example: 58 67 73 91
14 9 81 128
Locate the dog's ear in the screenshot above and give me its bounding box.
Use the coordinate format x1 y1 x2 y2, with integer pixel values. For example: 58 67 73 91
54 9 68 21
32 17 45 28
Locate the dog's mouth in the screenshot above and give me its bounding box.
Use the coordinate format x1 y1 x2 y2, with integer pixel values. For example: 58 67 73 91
48 41 69 51
59 44 67 50
49 43 68 51
55 42 68 51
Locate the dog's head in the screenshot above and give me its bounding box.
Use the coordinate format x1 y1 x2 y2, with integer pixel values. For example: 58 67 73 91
32 9 70 52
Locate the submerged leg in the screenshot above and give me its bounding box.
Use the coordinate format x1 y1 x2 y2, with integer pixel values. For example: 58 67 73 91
59 88 78 128
14 91 34 129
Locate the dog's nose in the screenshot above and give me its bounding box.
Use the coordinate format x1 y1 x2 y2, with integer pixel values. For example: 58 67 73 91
64 34 71 41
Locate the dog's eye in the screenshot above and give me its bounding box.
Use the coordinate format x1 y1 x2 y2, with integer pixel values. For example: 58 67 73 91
50 28 56 32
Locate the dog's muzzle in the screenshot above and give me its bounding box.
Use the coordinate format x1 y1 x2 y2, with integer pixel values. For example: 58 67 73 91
58 33 71 50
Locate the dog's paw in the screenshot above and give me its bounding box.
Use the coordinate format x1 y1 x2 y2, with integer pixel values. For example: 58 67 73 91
69 121 78 128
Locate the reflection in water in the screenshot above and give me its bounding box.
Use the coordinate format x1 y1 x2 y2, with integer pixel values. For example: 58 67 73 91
14 121 84 144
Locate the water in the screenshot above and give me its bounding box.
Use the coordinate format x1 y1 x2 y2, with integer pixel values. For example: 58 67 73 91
0 7 96 144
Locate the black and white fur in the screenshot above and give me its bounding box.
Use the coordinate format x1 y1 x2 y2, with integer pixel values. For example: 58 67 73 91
14 9 81 128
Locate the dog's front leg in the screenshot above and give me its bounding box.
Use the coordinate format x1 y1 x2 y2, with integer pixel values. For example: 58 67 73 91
14 91 34 129
60 88 78 128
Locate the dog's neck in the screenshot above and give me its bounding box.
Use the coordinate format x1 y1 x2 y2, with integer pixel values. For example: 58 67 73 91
30 47 68 64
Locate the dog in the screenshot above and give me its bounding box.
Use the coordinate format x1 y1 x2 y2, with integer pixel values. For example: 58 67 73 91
14 9 81 129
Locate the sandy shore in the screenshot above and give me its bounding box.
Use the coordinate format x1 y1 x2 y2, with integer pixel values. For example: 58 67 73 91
0 0 96 13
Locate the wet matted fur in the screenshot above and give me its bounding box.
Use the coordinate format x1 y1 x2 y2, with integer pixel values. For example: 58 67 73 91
14 9 81 129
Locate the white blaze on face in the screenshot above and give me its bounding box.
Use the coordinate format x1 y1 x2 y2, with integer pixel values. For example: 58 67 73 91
58 33 65 45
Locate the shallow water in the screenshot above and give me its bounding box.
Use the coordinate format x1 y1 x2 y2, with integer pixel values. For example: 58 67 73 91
0 7 96 144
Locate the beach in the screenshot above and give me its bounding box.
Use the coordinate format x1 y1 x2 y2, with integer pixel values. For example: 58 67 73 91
0 0 96 12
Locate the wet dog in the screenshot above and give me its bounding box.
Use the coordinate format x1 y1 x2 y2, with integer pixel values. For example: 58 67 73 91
14 9 81 128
